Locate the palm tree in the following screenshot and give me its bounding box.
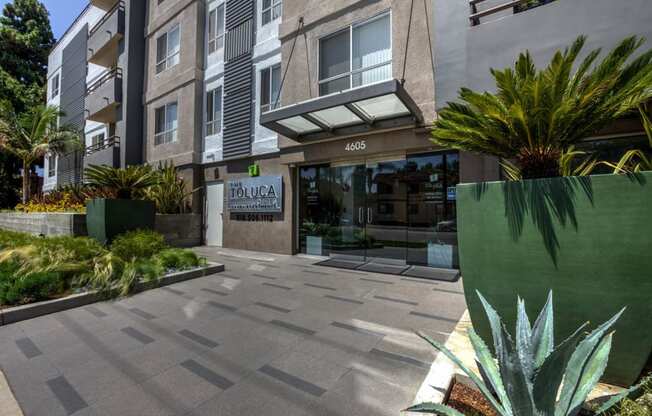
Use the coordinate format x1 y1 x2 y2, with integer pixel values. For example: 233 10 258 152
431 36 652 179
0 105 82 203
85 164 160 200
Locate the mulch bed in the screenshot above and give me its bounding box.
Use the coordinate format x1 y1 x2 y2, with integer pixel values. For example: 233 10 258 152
447 381 497 416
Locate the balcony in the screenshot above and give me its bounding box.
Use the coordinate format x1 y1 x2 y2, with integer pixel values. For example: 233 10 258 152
90 0 120 11
84 136 120 168
87 1 124 67
85 68 123 123
469 0 556 26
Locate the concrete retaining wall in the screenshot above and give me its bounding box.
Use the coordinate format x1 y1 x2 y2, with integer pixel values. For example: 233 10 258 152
0 212 203 247
0 212 87 236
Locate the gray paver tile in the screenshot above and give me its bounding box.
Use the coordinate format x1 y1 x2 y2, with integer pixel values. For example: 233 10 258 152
15 337 42 359
266 351 350 391
47 375 89 415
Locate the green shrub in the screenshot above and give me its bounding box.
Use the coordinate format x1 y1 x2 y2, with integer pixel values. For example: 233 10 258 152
154 248 203 271
0 229 39 250
110 230 167 261
0 271 65 306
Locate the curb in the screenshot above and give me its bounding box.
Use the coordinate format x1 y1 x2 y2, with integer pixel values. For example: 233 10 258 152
0 262 224 326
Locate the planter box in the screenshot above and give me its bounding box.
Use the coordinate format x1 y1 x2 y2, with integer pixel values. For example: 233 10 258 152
154 214 202 247
86 198 156 244
457 172 652 386
0 212 86 236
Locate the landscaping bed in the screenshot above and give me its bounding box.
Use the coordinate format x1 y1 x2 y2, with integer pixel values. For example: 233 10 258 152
0 228 209 308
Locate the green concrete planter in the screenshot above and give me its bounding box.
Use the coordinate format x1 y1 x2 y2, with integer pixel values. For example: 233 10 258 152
457 172 652 386
86 198 156 244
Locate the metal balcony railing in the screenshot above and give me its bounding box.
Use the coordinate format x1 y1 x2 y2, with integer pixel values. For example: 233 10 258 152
89 1 125 37
470 0 556 26
86 136 120 155
86 67 122 96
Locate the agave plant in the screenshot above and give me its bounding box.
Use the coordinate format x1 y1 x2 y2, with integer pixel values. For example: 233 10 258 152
431 36 652 179
85 164 160 200
408 291 646 416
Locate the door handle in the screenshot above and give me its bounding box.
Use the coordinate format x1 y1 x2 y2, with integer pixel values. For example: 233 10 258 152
358 207 363 224
367 208 372 224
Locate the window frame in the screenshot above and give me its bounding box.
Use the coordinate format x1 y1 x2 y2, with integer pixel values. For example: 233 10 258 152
260 63 282 114
261 0 282 26
318 11 392 96
206 86 223 136
156 25 181 74
154 102 179 145
47 154 56 178
51 73 60 99
91 132 106 148
208 3 226 55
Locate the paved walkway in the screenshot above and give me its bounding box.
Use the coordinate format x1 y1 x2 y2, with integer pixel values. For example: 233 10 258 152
0 248 466 416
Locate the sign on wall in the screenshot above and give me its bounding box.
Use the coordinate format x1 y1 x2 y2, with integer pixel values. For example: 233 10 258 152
227 176 283 213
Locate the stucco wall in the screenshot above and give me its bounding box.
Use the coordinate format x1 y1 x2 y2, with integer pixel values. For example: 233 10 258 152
434 0 652 108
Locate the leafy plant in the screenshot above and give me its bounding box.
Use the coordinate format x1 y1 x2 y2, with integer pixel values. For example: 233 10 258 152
0 105 82 202
407 291 647 416
430 36 652 179
153 248 204 271
145 161 198 214
0 269 65 306
602 106 652 173
110 230 167 262
85 164 160 200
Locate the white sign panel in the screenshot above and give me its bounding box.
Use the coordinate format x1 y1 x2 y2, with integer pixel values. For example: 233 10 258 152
227 176 283 213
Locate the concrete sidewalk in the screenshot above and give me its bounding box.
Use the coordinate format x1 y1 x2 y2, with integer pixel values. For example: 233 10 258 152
0 248 466 416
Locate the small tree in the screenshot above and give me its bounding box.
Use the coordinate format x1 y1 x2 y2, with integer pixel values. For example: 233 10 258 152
0 105 82 203
431 36 652 179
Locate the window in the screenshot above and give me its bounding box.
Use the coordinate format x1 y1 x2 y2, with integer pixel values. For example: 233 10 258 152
90 132 105 149
208 4 225 54
206 87 223 136
260 64 281 113
262 0 282 25
156 25 180 74
319 13 391 96
155 102 178 145
47 155 56 178
51 74 60 99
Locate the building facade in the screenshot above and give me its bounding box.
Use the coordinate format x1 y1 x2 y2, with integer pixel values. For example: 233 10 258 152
47 0 652 273
44 0 147 192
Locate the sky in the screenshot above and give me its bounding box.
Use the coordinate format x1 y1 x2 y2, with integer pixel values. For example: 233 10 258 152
0 0 89 40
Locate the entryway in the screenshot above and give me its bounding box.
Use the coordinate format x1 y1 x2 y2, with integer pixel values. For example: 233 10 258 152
205 182 224 246
298 151 461 272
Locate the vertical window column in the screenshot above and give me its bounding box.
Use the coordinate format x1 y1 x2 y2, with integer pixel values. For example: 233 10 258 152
206 87 223 136
260 64 281 113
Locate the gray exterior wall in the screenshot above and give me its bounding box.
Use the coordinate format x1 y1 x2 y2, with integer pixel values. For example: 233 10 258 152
433 0 652 108
58 26 88 186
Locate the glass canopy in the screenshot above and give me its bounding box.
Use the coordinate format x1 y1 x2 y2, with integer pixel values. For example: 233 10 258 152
259 79 423 141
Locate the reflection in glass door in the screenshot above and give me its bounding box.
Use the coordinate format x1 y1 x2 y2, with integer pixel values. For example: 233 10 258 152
328 164 367 261
365 160 407 264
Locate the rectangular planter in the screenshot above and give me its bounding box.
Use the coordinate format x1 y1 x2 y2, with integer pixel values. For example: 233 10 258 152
0 212 86 236
86 198 155 244
457 172 652 386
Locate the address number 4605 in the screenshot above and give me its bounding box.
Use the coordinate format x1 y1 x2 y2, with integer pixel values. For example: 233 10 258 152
345 140 367 152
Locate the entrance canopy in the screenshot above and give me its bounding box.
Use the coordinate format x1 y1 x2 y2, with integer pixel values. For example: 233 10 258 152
260 79 423 142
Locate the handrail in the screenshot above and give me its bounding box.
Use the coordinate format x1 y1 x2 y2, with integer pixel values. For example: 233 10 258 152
469 0 555 26
86 67 122 96
86 136 120 155
88 1 124 37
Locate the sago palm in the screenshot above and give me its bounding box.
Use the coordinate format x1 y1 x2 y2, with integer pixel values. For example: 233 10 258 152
0 105 82 202
85 164 160 200
431 36 652 179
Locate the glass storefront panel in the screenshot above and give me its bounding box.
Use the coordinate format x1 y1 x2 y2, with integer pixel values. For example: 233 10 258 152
298 151 460 269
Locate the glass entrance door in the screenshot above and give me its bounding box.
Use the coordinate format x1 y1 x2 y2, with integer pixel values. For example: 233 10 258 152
328 164 367 261
297 151 459 269
365 159 408 264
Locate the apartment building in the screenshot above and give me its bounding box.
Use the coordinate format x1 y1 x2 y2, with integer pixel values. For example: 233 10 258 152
44 0 147 192
47 0 652 274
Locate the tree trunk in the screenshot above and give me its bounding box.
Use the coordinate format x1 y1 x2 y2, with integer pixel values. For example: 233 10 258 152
22 160 30 204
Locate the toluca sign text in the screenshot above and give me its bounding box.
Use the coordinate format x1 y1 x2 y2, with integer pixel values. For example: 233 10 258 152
227 176 283 213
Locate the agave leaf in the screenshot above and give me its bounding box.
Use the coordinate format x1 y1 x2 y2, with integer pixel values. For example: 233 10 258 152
404 402 465 416
555 308 625 416
476 291 508 359
495 323 536 416
417 332 508 415
468 329 513 416
531 291 555 369
594 376 649 415
532 322 589 416
516 297 534 380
